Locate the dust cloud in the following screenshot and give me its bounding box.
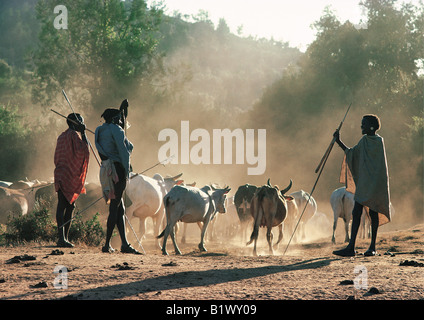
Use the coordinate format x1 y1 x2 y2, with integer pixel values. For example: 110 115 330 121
24 31 422 243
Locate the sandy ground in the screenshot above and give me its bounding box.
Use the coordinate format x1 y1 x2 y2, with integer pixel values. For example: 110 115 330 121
0 224 423 301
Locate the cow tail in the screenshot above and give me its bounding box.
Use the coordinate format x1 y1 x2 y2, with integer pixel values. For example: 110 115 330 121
157 195 171 239
157 228 165 239
247 195 261 245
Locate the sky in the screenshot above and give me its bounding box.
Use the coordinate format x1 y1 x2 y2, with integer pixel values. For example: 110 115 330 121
153 0 367 51
152 0 420 51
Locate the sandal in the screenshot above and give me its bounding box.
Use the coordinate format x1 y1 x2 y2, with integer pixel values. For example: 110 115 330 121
57 239 74 248
121 244 141 255
364 249 377 256
333 247 356 257
102 245 115 253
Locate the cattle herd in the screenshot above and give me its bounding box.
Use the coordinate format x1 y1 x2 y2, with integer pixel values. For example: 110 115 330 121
0 173 378 255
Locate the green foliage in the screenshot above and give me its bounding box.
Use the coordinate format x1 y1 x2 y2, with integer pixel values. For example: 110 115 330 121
1 209 105 246
3 208 56 244
67 213 105 246
0 104 36 181
0 0 39 68
32 0 164 110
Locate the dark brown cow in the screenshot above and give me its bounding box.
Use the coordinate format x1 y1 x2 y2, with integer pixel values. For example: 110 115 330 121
247 179 293 256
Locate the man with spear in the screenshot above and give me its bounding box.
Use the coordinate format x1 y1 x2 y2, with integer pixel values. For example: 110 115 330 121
333 114 391 257
54 113 90 248
95 99 141 254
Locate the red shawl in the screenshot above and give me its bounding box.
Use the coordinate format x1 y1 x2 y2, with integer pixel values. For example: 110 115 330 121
54 129 90 204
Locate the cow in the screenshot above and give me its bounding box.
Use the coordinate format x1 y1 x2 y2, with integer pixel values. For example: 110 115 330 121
215 196 240 239
331 187 356 243
0 181 12 188
0 186 34 225
247 179 293 256
126 173 184 247
331 186 371 244
34 183 56 212
331 186 395 244
158 185 231 255
233 184 257 241
286 190 317 242
281 191 299 243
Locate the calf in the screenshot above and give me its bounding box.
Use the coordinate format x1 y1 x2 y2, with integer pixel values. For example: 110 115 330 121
126 173 183 247
158 185 231 255
234 184 257 241
286 190 317 242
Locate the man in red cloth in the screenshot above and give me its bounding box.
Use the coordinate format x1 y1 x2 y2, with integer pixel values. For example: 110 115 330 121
54 113 90 247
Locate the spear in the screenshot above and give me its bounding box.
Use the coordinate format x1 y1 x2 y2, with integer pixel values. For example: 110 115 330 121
283 102 352 256
315 102 352 173
51 109 95 134
61 91 146 254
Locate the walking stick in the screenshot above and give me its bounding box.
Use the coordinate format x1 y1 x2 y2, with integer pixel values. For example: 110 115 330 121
283 103 352 255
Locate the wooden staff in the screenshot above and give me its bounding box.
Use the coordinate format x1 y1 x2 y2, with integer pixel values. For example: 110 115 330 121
283 103 352 256
315 102 352 173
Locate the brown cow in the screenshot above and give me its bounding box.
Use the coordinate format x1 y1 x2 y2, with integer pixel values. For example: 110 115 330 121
247 179 293 256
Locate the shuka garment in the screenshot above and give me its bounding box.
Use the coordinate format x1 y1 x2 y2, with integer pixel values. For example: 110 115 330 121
54 129 90 204
340 134 391 225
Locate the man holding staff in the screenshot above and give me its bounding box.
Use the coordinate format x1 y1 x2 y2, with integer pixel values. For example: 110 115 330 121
54 113 90 247
95 99 140 254
332 114 391 257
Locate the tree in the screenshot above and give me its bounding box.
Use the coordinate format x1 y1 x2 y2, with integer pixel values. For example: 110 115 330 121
248 0 423 217
359 0 424 114
0 104 37 180
31 0 164 112
0 0 39 69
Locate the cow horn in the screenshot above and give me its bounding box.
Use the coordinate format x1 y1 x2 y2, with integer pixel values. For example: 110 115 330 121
171 173 183 180
280 179 293 194
267 178 271 186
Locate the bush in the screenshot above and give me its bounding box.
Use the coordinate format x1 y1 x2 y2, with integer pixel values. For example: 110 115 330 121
67 213 105 247
3 208 56 245
1 209 105 246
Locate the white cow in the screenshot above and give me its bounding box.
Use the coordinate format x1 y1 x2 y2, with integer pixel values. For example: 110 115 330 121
331 187 355 243
126 173 183 246
0 181 12 188
331 187 396 244
331 187 372 243
158 185 231 255
287 190 317 242
0 186 35 224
